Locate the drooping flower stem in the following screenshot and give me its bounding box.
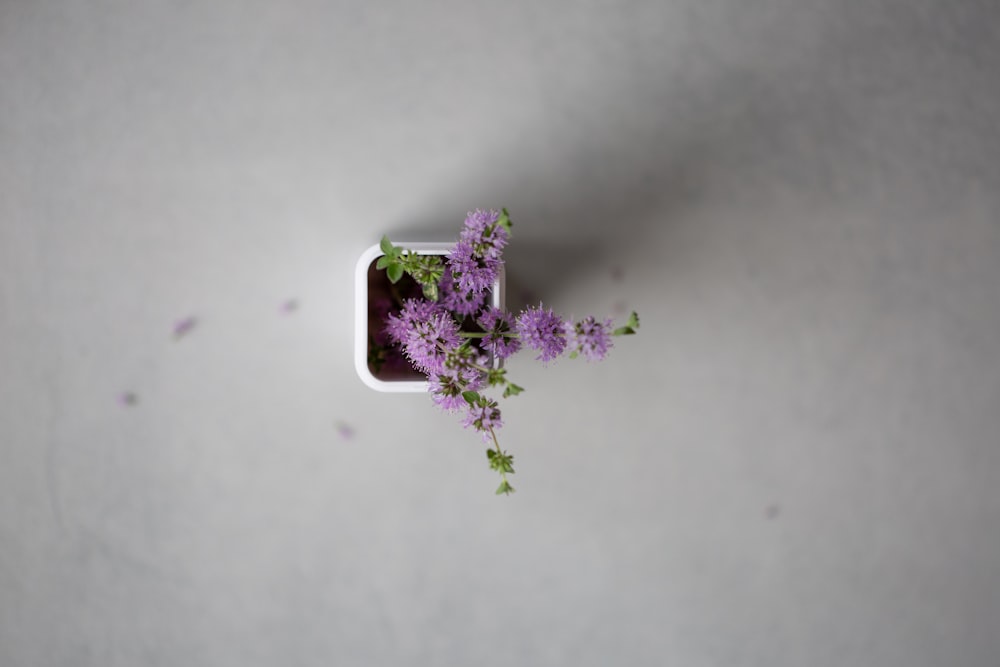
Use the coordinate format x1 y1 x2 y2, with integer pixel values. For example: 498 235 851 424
487 425 515 495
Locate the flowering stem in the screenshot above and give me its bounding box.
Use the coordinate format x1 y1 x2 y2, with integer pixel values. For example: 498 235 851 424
433 341 493 374
458 332 520 339
488 425 503 458
487 425 514 494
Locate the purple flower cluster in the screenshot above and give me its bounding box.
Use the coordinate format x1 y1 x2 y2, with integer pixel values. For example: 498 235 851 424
477 307 522 360
570 316 614 361
515 304 568 362
442 209 508 319
462 398 503 441
429 364 483 412
385 299 460 375
439 268 487 317
460 208 508 259
385 297 506 439
450 242 502 296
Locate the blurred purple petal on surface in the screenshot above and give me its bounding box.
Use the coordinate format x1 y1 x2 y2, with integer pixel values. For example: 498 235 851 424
172 316 198 339
335 421 355 440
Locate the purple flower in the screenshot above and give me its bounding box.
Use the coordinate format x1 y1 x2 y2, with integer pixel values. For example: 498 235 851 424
439 267 487 317
515 304 568 362
570 316 614 361
443 209 507 305
447 241 501 296
462 398 503 441
476 307 522 360
385 299 460 375
430 365 484 412
385 299 439 345
460 209 509 259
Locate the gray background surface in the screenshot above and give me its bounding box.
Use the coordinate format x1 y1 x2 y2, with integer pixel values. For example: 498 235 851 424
2 1 999 665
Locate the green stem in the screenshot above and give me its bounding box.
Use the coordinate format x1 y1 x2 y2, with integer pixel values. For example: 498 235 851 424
387 281 405 309
434 341 494 374
487 425 511 490
458 331 520 339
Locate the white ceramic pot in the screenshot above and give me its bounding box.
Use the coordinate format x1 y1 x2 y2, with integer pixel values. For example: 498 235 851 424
354 241 505 392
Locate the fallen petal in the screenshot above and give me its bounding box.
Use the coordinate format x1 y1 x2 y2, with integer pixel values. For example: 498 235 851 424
173 316 198 339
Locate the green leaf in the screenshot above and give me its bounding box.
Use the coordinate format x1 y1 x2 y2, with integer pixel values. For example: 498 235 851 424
497 208 513 233
502 382 523 398
379 235 395 256
421 283 438 301
487 369 506 386
500 456 514 474
375 255 392 269
568 350 579 359
386 263 404 283
487 450 515 473
612 311 640 336
462 390 481 405
495 480 515 495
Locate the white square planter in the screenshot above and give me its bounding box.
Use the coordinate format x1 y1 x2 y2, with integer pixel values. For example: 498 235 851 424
354 241 505 392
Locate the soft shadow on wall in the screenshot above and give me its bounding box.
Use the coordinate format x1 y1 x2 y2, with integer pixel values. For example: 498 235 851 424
382 86 715 309
379 68 832 309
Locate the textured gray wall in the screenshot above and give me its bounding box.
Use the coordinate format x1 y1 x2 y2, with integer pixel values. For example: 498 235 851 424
2 1 999 665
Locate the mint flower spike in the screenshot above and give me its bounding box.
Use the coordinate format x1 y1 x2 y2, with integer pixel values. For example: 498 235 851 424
384 299 460 375
515 304 569 362
462 393 503 441
476 307 522 360
448 240 501 296
460 208 510 259
569 316 615 361
439 268 486 317
442 208 510 307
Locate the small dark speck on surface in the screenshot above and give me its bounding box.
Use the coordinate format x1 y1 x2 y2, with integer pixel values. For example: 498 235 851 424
281 299 299 313
118 392 138 407
172 316 198 339
765 504 781 520
612 300 628 315
610 266 624 282
336 421 355 440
